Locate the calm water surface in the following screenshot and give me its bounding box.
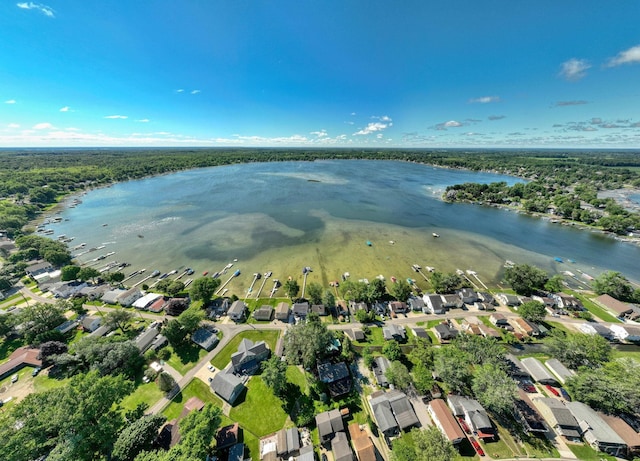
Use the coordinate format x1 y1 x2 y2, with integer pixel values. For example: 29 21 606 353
48 160 640 293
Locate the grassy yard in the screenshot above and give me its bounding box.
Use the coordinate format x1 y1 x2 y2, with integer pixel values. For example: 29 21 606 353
568 290 621 323
285 365 309 393
162 378 223 421
0 337 26 363
211 330 280 370
120 381 165 412
229 375 289 436
32 374 70 393
354 326 385 346
568 443 617 460
165 342 209 375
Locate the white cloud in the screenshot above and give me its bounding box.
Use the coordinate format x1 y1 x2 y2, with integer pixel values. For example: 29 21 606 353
136 119 150 123
191 89 201 94
104 115 128 119
435 120 463 130
469 96 500 104
310 129 328 137
353 122 390 135
350 112 356 116
559 58 591 81
33 122 54 130
59 106 70 112
16 2 54 17
606 44 640 67
176 89 184 93
7 123 20 129
5 99 16 104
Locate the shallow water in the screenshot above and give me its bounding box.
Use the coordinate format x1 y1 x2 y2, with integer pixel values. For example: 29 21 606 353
47 160 640 294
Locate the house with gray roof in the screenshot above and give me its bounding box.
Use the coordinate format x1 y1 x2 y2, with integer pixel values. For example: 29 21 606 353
81 315 101 332
89 324 112 338
316 408 344 444
372 356 390 387
253 305 274 321
230 338 270 374
318 361 352 397
332 431 354 461
135 327 159 352
504 353 531 378
407 296 425 312
533 397 581 440
497 293 521 306
276 427 301 458
117 287 143 307
520 357 557 385
228 300 246 321
369 392 399 437
297 445 315 461
566 401 627 457
292 302 309 319
458 288 479 304
382 324 406 341
369 390 419 436
191 327 219 351
433 323 458 341
545 358 575 384
101 288 126 304
447 395 495 440
579 322 613 340
441 294 463 309
275 302 290 321
210 370 245 405
423 294 445 314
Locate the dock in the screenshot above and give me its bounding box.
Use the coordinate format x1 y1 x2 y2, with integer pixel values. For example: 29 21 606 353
269 279 280 298
255 271 272 299
215 269 241 295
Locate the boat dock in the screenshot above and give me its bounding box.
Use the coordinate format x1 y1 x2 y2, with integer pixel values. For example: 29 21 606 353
254 271 272 299
269 279 280 298
215 269 241 295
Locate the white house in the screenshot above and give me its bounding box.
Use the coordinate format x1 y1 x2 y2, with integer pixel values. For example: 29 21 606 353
117 287 143 307
610 324 640 342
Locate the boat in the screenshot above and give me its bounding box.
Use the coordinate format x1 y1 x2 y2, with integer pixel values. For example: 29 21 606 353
102 223 108 227
504 260 515 268
412 264 421 272
202 271 209 276
426 266 435 272
389 240 395 244
185 268 194 275
233 269 241 277
366 240 372 246
391 276 397 283
554 257 564 263
432 232 440 238
212 272 220 279
150 270 161 277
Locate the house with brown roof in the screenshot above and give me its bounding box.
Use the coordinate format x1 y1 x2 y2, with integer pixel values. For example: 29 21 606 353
600 413 640 458
348 423 375 461
216 423 240 450
0 346 41 380
595 294 634 317
427 398 466 444
274 302 290 321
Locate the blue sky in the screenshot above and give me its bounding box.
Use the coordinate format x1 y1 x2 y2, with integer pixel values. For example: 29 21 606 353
1 1 640 148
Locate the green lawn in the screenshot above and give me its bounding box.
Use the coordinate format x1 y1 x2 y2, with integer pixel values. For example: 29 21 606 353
0 337 26 363
120 381 165 412
354 326 385 346
32 374 70 393
165 342 209 375
285 365 309 393
211 330 280 370
162 378 223 421
568 291 621 323
229 376 289 437
568 443 617 460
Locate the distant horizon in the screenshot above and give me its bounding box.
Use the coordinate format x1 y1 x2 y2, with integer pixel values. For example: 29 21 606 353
2 2 639 148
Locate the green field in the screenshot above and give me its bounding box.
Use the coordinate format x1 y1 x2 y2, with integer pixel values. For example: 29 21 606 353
211 329 280 370
165 342 209 375
229 376 289 436
120 381 165 412
162 378 223 421
568 443 617 460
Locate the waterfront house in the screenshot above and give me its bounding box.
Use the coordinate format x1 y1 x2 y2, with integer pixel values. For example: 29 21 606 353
533 397 581 440
163 297 189 316
407 296 425 312
442 294 463 309
427 398 466 444
311 304 328 316
566 401 627 457
458 288 479 304
520 357 557 385
318 361 352 397
210 370 245 405
447 395 495 440
26 261 53 279
292 301 309 319
228 300 247 321
610 324 640 342
578 322 613 340
253 305 274 321
133 292 163 310
348 423 375 461
551 292 584 311
191 327 219 351
382 324 406 341
594 294 633 318
423 294 445 314
496 293 521 306
231 338 270 374
316 408 345 444
473 301 496 311
79 283 109 300
478 292 496 305
101 288 126 304
50 280 87 299
545 358 575 384
274 301 290 321
389 301 408 314
117 287 143 307
372 356 390 387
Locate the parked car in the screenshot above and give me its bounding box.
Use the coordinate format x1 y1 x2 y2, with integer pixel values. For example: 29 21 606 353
207 364 215 372
11 374 18 383
32 367 41 377
470 437 485 456
545 384 560 397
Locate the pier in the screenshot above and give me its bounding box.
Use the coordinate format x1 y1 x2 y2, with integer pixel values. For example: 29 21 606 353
216 269 241 295
269 279 280 298
254 271 272 299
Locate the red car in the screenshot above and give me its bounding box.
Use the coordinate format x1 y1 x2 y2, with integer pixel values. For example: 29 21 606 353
469 437 485 457
546 385 560 397
457 417 471 434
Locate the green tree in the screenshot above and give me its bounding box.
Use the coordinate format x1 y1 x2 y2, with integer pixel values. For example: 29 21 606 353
166 280 185 296
283 313 334 369
354 308 375 324
104 308 134 332
518 300 547 324
472 363 518 417
430 271 466 293
544 274 564 293
163 319 187 346
504 263 549 296
177 307 204 335
391 427 456 461
19 301 67 344
261 355 288 397
434 346 472 393
112 415 167 461
382 340 402 361
307 282 323 305
385 360 413 391
452 334 505 367
412 362 434 394
322 289 336 307
189 277 220 304
77 266 100 283
0 312 16 338
0 371 133 461
339 279 369 303
545 331 612 369
72 337 144 378
368 278 387 301
158 371 177 394
107 271 125 284
284 279 300 299
388 279 412 301
592 270 635 301
362 346 374 368
60 264 81 281
408 337 434 368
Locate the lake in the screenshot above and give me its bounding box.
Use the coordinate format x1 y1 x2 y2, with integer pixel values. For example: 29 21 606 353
47 160 640 294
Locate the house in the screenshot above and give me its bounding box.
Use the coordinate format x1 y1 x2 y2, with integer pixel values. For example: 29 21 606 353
50 280 87 298
442 294 463 309
478 292 496 305
504 354 531 378
292 302 309 319
158 397 205 449
458 288 479 304
489 313 509 327
275 302 290 321
566 401 627 457
370 390 419 435
332 431 354 461
600 413 640 458
311 304 328 316
447 395 495 440
461 321 482 336
411 327 430 340
389 301 408 314
164 297 189 316
132 292 163 310
610 324 640 342
579 322 613 340
81 315 101 332
151 334 168 352
297 445 315 461
474 302 496 312
512 317 540 337
318 362 352 397
228 300 247 321
117 287 143 307
210 297 230 316
520 357 557 385
26 261 53 279
101 288 127 304
79 284 109 300
316 408 345 444
344 329 365 341
135 327 159 352
372 356 390 387
594 294 633 318
533 397 581 440
407 296 425 312
423 294 445 314
433 322 458 341
0 346 41 381
210 370 245 405
513 389 547 434
497 293 521 306
477 323 501 339
216 423 240 450
348 423 375 461
55 319 78 334
544 358 575 384
551 293 584 311
89 324 112 338
427 399 466 444
382 324 406 341
191 327 219 351
276 427 300 458
231 338 270 374
533 295 556 309
253 305 274 321
228 443 245 461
